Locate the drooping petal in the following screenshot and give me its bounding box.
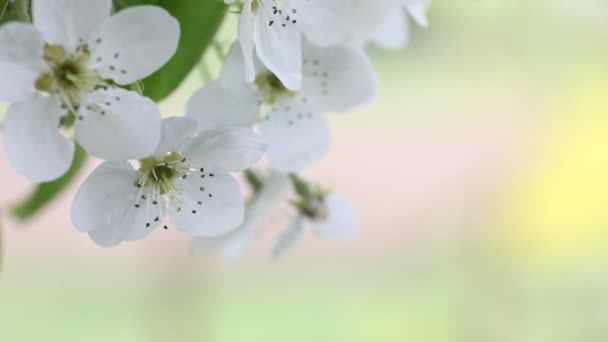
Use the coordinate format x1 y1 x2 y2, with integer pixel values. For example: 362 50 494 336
32 0 112 52
315 196 358 240
87 5 180 85
71 161 164 247
187 81 259 132
4 96 74 182
182 128 266 174
371 8 410 50
253 1 302 90
154 117 198 158
260 101 331 172
272 217 305 259
237 0 257 83
0 22 47 102
302 41 378 113
75 87 161 161
170 174 245 237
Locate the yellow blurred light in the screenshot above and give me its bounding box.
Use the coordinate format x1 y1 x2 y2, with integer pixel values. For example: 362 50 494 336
504 83 608 264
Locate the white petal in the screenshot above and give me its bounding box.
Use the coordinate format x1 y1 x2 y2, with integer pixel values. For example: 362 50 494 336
87 5 180 84
237 0 256 83
75 87 161 161
0 22 47 102
4 96 74 182
219 43 249 90
191 222 256 260
186 81 259 132
371 8 410 50
253 2 302 90
261 101 331 172
182 128 266 174
302 41 378 113
272 217 305 259
298 0 397 47
404 0 431 27
71 161 163 247
315 196 358 240
32 0 112 52
154 117 198 158
170 174 245 237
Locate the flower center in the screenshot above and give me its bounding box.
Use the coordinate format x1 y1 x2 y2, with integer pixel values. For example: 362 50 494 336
301 197 330 221
35 44 104 109
135 151 192 201
255 71 299 104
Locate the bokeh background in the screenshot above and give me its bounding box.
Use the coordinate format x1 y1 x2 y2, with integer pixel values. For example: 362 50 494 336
2 1 608 341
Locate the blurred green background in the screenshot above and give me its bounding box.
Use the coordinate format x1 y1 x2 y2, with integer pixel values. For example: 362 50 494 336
2 1 608 341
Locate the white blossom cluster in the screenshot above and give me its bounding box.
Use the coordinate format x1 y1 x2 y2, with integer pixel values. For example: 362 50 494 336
0 0 430 257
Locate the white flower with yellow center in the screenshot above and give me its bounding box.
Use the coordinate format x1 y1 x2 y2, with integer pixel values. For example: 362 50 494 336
71 117 266 247
0 0 180 182
188 40 378 172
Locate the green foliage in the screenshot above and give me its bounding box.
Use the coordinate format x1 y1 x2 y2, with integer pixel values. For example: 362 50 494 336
13 144 87 221
113 0 227 101
0 0 29 24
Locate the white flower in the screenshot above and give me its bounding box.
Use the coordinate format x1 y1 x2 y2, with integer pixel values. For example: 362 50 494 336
371 0 431 50
191 173 290 260
0 0 180 181
188 41 378 172
225 0 303 90
71 117 266 247
273 195 358 259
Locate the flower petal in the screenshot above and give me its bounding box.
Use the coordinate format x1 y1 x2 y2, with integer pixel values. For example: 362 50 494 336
315 196 358 240
302 41 378 113
191 222 256 260
297 0 397 47
272 217 305 259
32 0 112 52
404 0 431 27
87 5 180 85
260 101 331 172
186 80 259 132
4 96 74 182
0 22 47 102
253 1 302 90
170 174 245 237
371 8 410 50
154 117 198 158
75 87 162 161
182 128 266 174
237 0 257 83
71 161 163 247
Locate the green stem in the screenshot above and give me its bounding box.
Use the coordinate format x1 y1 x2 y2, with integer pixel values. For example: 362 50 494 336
13 0 29 22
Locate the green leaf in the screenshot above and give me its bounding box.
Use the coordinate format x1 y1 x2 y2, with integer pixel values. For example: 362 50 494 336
12 144 88 220
114 0 227 101
0 0 10 18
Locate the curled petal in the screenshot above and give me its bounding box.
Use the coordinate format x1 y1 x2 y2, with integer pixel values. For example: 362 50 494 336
272 217 305 259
